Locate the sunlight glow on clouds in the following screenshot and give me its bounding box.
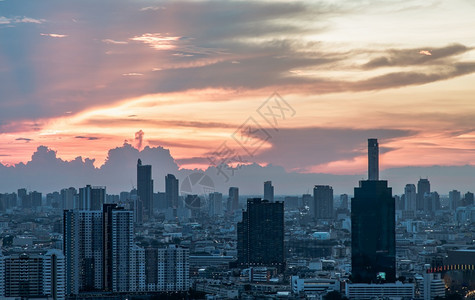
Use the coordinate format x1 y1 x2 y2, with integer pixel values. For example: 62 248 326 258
0 0 474 175
131 33 181 50
102 39 128 45
40 33 68 38
419 50 432 56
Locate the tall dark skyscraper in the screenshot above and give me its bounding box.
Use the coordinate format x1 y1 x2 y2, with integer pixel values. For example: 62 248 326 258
165 174 179 209
264 181 274 202
228 187 239 212
417 178 430 211
137 159 153 219
313 185 334 220
351 138 396 283
237 198 285 272
368 138 379 181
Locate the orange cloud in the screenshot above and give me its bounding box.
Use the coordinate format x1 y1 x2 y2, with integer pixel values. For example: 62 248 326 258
419 50 432 56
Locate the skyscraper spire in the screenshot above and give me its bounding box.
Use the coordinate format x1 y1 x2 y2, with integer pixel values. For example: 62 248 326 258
368 138 379 180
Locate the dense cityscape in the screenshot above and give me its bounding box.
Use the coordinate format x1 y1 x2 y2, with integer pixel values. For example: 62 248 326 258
0 139 472 299
1 0 475 299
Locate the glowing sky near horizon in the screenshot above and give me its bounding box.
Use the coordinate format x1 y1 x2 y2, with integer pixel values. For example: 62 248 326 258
1 0 475 174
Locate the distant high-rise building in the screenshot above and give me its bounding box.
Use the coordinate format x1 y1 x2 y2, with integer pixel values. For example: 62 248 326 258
61 187 77 210
78 185 105 210
228 187 239 212
0 193 16 211
449 190 461 210
368 138 379 180
155 192 166 211
264 181 274 202
165 174 179 209
417 179 430 211
313 185 334 220
464 191 474 206
46 191 60 207
137 159 153 219
120 191 130 203
21 192 32 208
30 191 42 207
404 184 416 212
339 194 349 210
430 191 441 211
209 192 223 216
0 250 65 299
351 139 396 283
17 188 27 207
237 198 285 272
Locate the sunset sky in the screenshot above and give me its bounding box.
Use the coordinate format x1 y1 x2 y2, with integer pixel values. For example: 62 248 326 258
1 0 475 175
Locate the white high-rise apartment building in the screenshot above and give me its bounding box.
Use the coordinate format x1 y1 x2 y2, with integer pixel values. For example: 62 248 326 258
0 250 65 299
155 245 190 292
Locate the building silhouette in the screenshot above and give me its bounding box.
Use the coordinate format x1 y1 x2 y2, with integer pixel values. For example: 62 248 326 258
78 185 105 210
137 159 153 219
339 194 349 210
209 192 223 216
404 184 416 213
417 178 430 211
61 187 77 210
30 191 42 207
464 191 474 206
449 189 461 210
425 191 440 213
313 185 334 220
264 181 274 202
368 138 379 180
165 174 179 209
351 138 396 283
17 188 27 207
228 187 239 212
237 198 285 272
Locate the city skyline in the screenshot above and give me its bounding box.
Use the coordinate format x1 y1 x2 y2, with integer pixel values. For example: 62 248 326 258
0 142 474 195
1 1 474 298
0 0 475 178
0 138 472 298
